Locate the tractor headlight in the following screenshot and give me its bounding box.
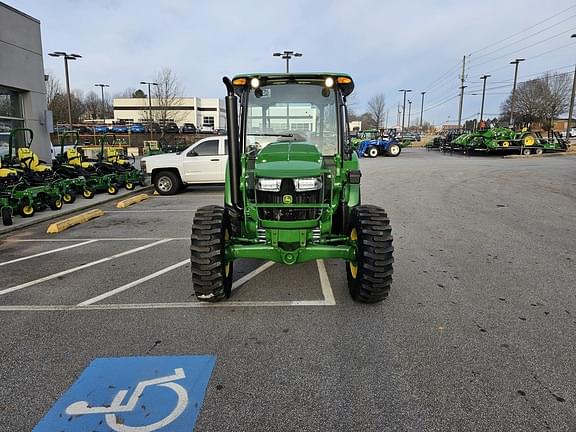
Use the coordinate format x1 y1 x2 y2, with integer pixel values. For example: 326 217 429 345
294 177 322 191
256 178 282 192
250 78 260 89
324 77 334 88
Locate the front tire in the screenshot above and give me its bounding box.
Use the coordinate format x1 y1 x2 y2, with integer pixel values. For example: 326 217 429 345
522 148 531 156
367 146 379 158
190 205 233 302
154 171 181 195
62 191 76 204
347 205 394 303
49 197 63 210
387 144 401 157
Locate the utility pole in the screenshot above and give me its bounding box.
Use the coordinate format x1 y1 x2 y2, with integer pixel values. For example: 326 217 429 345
457 55 466 128
48 51 82 128
273 51 302 73
407 100 412 130
398 89 412 133
479 75 491 124
566 34 576 142
385 109 389 128
94 83 110 120
397 103 401 128
509 58 525 128
419 91 426 132
140 81 158 140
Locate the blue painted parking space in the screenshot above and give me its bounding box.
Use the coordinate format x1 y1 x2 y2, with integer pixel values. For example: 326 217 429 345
33 355 216 432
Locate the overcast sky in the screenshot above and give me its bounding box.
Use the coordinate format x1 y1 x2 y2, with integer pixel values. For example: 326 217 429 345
8 0 576 126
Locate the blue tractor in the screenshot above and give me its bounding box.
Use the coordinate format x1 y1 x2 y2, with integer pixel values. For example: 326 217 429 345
356 136 402 158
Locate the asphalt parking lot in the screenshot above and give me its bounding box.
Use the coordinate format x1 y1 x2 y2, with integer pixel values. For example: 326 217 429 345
0 149 575 431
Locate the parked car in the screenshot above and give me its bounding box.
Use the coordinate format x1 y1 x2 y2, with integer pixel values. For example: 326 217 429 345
199 126 214 134
181 123 197 134
94 125 110 134
215 128 227 135
162 122 180 133
397 132 421 142
145 123 162 133
130 123 146 133
111 124 129 133
77 125 94 134
141 136 227 195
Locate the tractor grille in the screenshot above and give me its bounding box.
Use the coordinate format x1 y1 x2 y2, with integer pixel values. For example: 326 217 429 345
256 178 323 221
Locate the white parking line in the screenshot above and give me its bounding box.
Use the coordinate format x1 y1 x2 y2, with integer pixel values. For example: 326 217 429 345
231 261 276 291
317 260 336 305
1 238 189 242
0 239 172 297
79 259 190 305
0 240 98 267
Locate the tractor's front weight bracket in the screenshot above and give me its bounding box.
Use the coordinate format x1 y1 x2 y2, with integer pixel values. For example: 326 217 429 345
227 242 356 265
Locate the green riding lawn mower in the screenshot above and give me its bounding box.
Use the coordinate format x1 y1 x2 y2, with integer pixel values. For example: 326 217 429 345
190 73 394 303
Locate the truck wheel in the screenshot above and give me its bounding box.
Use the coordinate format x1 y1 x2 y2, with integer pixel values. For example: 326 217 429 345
347 205 394 303
1 207 13 226
154 171 181 195
387 144 401 157
190 205 233 302
367 146 379 158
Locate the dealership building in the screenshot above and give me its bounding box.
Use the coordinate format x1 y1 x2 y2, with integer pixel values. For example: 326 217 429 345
113 97 226 130
0 2 51 161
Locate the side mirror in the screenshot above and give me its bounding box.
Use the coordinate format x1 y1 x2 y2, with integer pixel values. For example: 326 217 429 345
187 151 198 157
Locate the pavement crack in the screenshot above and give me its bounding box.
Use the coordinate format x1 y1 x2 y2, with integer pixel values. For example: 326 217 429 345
146 339 162 353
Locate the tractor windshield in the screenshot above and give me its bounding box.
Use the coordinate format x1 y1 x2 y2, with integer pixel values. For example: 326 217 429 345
246 83 338 156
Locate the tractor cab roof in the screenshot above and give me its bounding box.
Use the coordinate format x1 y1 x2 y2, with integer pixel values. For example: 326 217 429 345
231 72 354 97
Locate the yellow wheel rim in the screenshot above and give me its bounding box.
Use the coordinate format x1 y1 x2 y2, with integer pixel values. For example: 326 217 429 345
524 136 535 146
56 200 62 208
349 228 358 279
23 206 34 215
502 141 510 147
83 191 92 198
64 194 72 202
224 229 231 277
108 187 115 194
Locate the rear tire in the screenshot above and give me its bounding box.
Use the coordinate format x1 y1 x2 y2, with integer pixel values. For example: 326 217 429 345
62 191 76 204
387 144 401 157
190 205 233 302
346 205 394 303
49 197 63 210
154 171 181 195
1 207 13 226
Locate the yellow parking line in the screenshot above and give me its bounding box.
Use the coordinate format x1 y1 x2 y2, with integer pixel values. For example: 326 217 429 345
47 209 105 234
116 193 149 208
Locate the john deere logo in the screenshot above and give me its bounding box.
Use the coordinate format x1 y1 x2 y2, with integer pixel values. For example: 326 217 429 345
283 194 293 205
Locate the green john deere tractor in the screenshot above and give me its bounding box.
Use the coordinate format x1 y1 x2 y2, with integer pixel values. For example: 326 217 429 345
190 73 394 303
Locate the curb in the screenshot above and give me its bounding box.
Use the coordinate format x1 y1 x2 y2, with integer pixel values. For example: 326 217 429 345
47 209 105 234
0 185 153 237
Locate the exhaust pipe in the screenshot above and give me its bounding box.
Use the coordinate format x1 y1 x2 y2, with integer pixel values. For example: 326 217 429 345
223 77 243 212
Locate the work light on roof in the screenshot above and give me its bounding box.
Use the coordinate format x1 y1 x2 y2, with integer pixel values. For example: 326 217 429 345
324 77 334 88
250 78 260 89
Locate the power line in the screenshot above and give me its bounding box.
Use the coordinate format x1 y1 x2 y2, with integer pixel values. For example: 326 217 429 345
469 4 576 56
470 13 576 62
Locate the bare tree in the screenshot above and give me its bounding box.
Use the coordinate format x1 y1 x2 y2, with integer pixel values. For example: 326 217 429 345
500 72 571 130
367 94 386 129
45 72 61 107
49 90 85 124
114 88 139 99
152 68 183 124
84 91 101 120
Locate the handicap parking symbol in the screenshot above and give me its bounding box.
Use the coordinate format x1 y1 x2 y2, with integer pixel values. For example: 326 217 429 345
34 355 216 432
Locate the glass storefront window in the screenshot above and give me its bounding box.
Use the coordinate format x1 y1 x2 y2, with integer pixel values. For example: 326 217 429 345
0 87 23 119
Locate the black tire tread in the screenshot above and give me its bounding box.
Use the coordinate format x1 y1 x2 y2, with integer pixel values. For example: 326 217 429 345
347 205 394 303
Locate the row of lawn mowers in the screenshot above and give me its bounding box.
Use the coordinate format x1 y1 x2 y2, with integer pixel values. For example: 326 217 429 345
428 127 568 155
0 129 145 226
351 129 406 158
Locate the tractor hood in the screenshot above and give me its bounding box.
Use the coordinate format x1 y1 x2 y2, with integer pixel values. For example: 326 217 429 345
254 141 323 178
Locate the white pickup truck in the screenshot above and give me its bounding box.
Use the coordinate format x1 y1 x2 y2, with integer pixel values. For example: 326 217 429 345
141 136 227 195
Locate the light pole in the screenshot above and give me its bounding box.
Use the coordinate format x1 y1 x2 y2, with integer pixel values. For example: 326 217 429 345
273 51 302 73
48 51 82 128
419 91 426 132
479 74 491 125
398 89 412 133
407 100 412 130
509 58 525 128
566 34 576 142
94 83 110 120
140 81 158 140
